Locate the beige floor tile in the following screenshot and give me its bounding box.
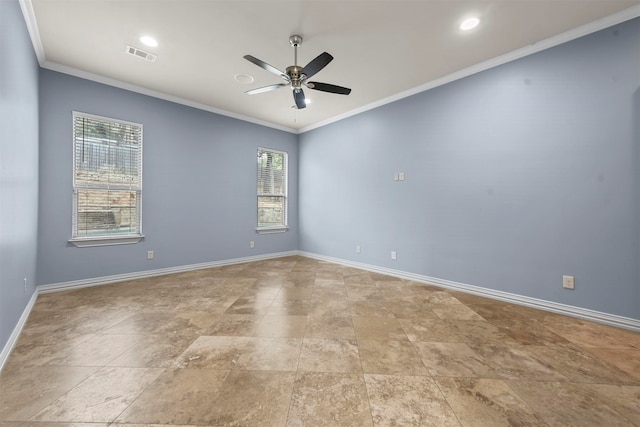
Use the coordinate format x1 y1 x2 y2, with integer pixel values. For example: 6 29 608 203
399 318 513 344
539 317 640 349
349 301 394 317
308 299 351 317
266 299 314 316
384 300 439 319
527 344 640 385
206 370 295 426
254 315 307 338
31 367 164 422
467 343 569 381
5 256 640 426
305 316 356 339
206 314 263 336
488 318 571 346
223 297 273 316
45 333 140 367
507 380 634 426
19 423 110 427
107 334 196 368
412 341 496 378
174 336 301 371
358 340 428 375
365 374 461 426
585 348 640 380
275 287 314 300
5 334 96 368
353 317 408 341
435 377 546 426
298 338 361 373
115 368 230 424
345 286 384 301
0 366 97 421
584 384 640 425
287 372 373 427
431 303 485 320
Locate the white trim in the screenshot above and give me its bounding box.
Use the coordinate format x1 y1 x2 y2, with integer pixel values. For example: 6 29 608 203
298 251 640 332
38 250 298 294
20 1 639 135
298 5 640 134
18 0 45 64
0 250 295 374
256 227 289 234
69 235 143 247
0 291 38 374
3 249 639 374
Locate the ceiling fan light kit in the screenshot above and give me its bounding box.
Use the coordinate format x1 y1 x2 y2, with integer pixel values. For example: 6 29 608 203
244 35 351 109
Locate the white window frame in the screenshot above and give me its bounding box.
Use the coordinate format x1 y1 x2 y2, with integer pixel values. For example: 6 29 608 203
256 147 288 234
69 111 144 247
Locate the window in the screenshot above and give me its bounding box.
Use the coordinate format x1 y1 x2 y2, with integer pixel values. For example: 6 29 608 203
70 112 143 246
257 148 288 233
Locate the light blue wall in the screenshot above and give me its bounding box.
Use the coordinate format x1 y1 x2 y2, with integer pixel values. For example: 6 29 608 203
0 0 40 349
37 70 298 285
299 18 640 320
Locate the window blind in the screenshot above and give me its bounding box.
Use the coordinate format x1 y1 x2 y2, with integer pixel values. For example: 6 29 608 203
257 148 288 229
72 112 143 239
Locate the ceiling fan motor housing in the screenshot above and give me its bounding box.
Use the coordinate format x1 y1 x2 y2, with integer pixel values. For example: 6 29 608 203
287 65 304 89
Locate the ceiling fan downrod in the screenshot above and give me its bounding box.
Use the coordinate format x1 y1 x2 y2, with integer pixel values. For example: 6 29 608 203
289 35 303 92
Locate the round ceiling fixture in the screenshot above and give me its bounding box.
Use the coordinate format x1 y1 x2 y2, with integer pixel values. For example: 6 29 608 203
234 74 255 84
460 17 480 31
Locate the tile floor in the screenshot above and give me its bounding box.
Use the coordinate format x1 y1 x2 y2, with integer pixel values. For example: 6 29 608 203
1 256 639 426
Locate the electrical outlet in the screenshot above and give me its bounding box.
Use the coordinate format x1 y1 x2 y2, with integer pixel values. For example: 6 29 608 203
147 250 154 260
24 277 27 293
393 173 399 181
398 172 405 181
250 241 255 248
562 275 575 290
391 251 397 260
355 245 361 254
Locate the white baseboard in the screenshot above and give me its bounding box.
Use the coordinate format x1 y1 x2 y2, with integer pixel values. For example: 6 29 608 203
38 250 298 294
0 290 38 374
299 251 640 332
4 249 638 375
0 250 297 374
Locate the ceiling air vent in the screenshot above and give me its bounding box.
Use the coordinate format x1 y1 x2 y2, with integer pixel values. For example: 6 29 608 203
126 45 157 62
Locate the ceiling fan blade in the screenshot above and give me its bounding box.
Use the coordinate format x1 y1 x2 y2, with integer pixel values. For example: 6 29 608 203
300 52 333 79
293 89 306 109
245 83 288 95
243 55 288 79
307 82 351 95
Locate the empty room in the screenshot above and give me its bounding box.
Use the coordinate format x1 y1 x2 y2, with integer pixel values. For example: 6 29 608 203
1 0 639 425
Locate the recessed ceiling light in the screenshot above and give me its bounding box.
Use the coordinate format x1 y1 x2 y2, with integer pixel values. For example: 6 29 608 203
460 17 480 31
234 74 254 84
139 36 158 47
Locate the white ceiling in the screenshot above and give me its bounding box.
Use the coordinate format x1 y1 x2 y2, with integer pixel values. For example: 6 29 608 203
23 0 639 133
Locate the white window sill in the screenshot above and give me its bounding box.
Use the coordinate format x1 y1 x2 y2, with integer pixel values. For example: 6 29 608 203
69 235 144 247
256 227 289 235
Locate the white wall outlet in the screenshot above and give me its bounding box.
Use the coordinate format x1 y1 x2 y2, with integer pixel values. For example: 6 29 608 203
393 173 399 181
355 245 361 253
250 241 255 248
24 277 27 293
562 275 575 290
391 251 397 260
398 172 405 181
147 250 154 260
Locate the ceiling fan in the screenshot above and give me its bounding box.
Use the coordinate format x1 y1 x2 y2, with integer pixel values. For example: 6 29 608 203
243 35 351 109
